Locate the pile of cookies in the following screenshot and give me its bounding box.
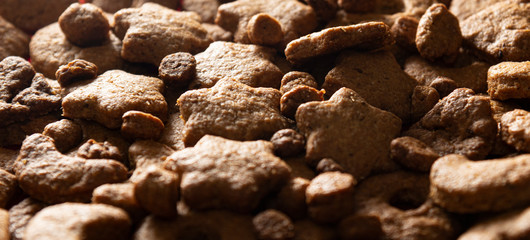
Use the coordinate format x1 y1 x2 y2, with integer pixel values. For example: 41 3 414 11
0 0 529 239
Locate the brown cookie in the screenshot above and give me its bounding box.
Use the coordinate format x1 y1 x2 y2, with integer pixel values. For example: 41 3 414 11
14 134 128 203
121 110 164 140
164 135 291 212
0 16 29 60
404 55 489 94
487 61 530 100
461 1 530 62
405 88 497 160
459 207 530 240
270 129 305 158
281 85 325 119
8 198 47 240
430 154 530 213
500 109 530 152
247 13 284 46
280 71 318 94
158 52 197 86
59 3 110 47
296 87 402 180
77 139 124 161
0 0 77 33
0 147 18 173
30 23 123 78
390 136 440 172
55 59 98 87
348 171 457 240
190 41 283 89
91 183 145 222
390 15 419 52
253 209 295 240
323 50 417 122
269 177 310 220
182 0 220 23
285 22 394 64
306 172 356 223
133 165 179 218
216 0 318 46
178 78 291 146
0 169 16 208
62 70 167 129
415 3 462 62
42 119 83 153
113 3 211 65
25 203 131 240
158 112 186 151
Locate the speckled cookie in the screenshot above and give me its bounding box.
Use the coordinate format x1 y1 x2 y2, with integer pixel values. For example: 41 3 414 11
30 23 123 78
178 78 291 146
62 70 167 129
460 1 530 62
487 61 530 100
190 41 283 89
164 135 291 212
296 87 402 180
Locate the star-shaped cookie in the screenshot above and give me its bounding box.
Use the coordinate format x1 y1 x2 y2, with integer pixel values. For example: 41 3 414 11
178 77 291 146
296 87 402 180
164 135 291 212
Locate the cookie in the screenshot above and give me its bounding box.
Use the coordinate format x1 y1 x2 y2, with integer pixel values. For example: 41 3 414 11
132 165 179 218
55 59 98 87
216 0 318 46
42 119 83 153
306 172 356 223
296 87 402 180
121 110 164 140
8 198 47 240
459 207 530 240
323 50 417 122
190 41 283 89
113 3 211 65
30 23 123 78
164 135 291 212
0 0 77 33
0 169 17 208
59 3 110 47
0 16 30 60
487 61 530 100
405 88 497 160
25 203 131 240
178 78 291 146
500 109 530 152
91 183 145 222
285 22 394 64
460 1 530 62
62 70 167 129
253 209 295 240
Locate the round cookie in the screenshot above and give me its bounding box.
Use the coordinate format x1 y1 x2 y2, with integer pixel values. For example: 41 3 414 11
30 23 123 79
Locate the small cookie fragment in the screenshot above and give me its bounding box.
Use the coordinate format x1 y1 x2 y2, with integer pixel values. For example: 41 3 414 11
405 88 497 160
0 16 30 60
285 22 394 64
216 0 317 46
324 50 416 122
77 139 124 161
429 76 457 97
391 15 419 52
55 59 98 87
133 166 179 218
271 177 310 220
459 207 530 240
411 85 439 121
62 70 167 129
415 3 462 61
158 52 196 86
430 154 530 213
316 158 345 173
247 13 284 46
0 169 16 208
281 86 324 119
8 198 47 240
25 203 131 240
42 119 83 153
191 41 283 89
178 78 290 146
114 3 211 65
0 147 18 173
59 3 110 47
0 56 35 102
487 61 530 100
297 87 402 179
253 209 295 240
14 134 128 203
92 183 145 222
390 136 440 172
164 135 291 212
270 129 305 158
500 109 530 152
460 1 530 62
121 110 164 140
280 71 318 94
306 172 356 223
30 23 123 78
